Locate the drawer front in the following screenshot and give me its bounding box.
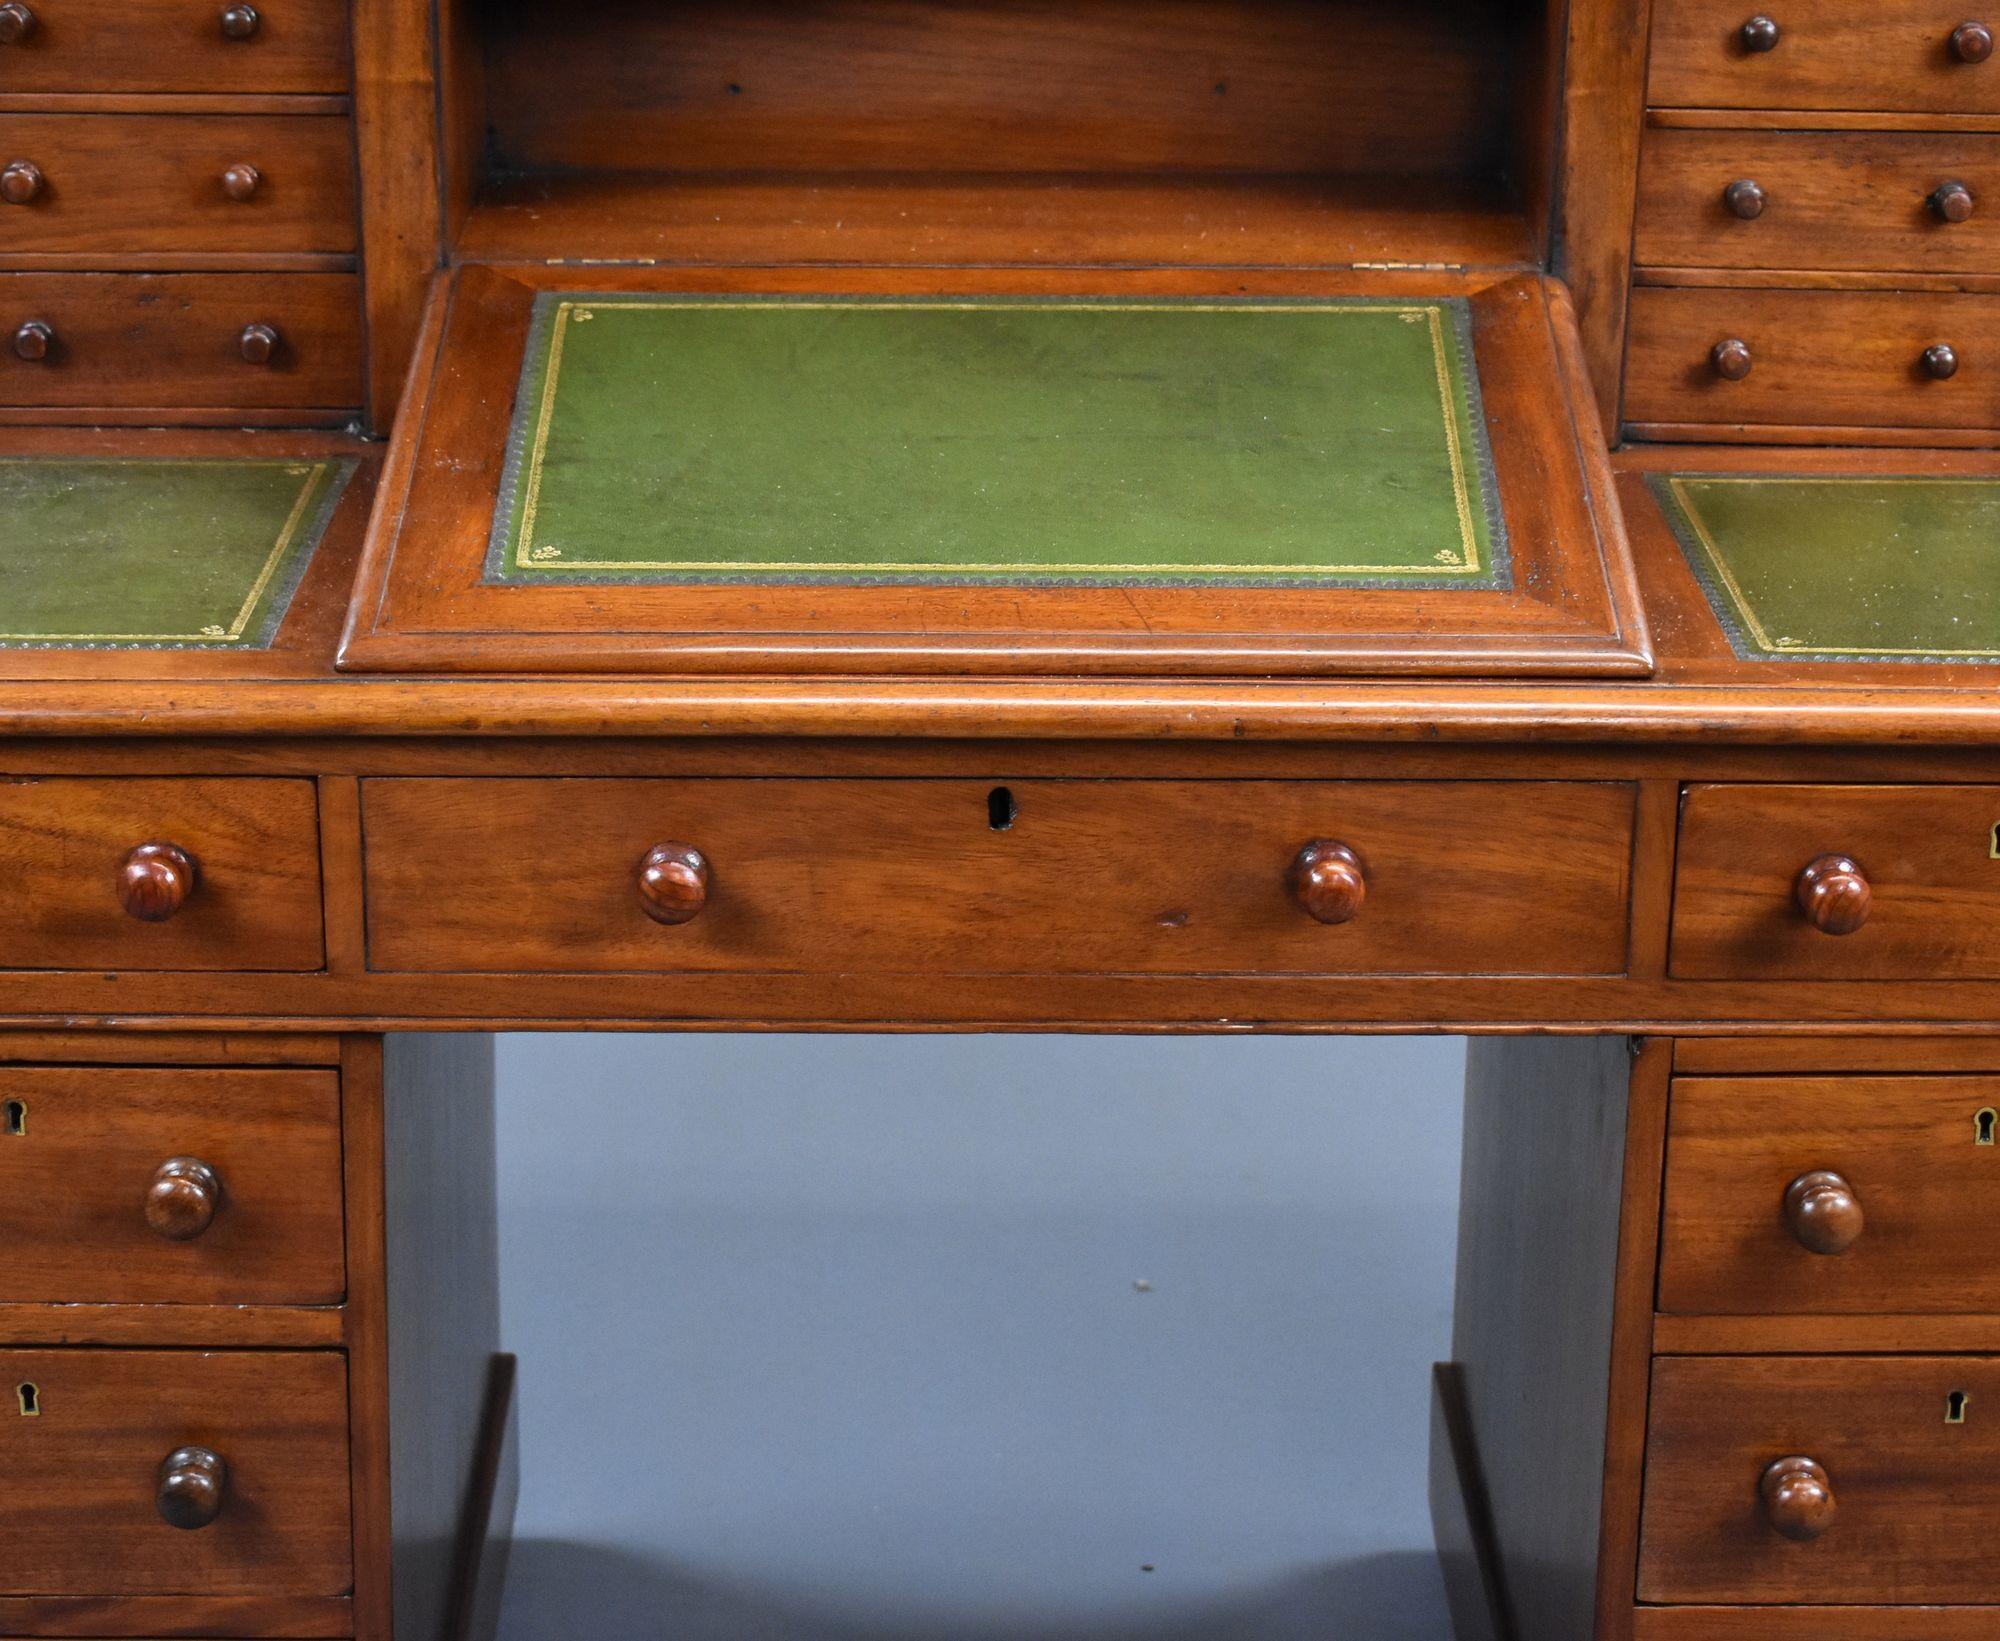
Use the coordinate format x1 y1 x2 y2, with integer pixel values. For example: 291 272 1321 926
0 778 324 972
1672 784 2000 980
0 0 351 94
0 114 355 256
1661 1076 2000 1315
1648 1 2000 114
0 1349 349 1596
1640 1355 2000 1604
1636 129 2000 274
0 1067 344 1305
0 272 361 408
1626 286 1999 431
362 778 1637 976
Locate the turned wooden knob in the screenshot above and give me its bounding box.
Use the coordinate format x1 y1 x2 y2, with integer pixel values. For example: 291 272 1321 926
12 319 52 360
1761 1456 1835 1542
1932 181 1976 222
1740 14 1781 51
1796 853 1871 936
0 3 36 43
238 322 279 364
156 1446 228 1530
1724 178 1767 219
1922 342 1961 379
1 159 45 205
1951 21 1994 62
119 842 198 922
1711 338 1754 380
219 3 260 38
1289 840 1367 925
637 842 709 925
1785 1170 1864 1254
146 1157 222 1241
220 162 261 202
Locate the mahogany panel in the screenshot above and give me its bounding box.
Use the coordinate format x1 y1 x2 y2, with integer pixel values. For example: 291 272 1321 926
0 1348 350 1597
0 777 324 972
1639 1355 2000 1604
1661 1075 2000 1314
361 777 1638 977
0 0 352 95
0 1066 344 1305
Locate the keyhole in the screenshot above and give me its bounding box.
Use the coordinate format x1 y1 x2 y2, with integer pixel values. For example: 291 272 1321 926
3 1099 23 1136
1948 1390 1970 1424
1978 1108 1997 1147
987 787 1017 831
15 1383 38 1417
1990 821 1999 859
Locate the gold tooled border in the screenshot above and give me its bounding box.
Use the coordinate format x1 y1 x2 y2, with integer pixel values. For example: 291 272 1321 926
510 300 1487 578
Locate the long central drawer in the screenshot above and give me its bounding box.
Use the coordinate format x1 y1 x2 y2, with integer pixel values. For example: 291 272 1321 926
360 778 1637 976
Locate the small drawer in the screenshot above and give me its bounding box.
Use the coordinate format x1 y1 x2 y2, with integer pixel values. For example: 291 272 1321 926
361 777 1638 977
0 0 351 94
1626 286 1998 432
1648 1 2000 115
1635 129 2000 275
0 1066 344 1305
0 114 355 257
1639 1355 2000 1605
0 1349 349 1596
0 272 361 408
1661 1075 2000 1315
0 777 324 972
1671 784 2000 979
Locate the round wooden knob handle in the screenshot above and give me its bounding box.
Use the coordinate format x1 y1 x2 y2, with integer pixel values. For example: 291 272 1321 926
119 842 199 922
1 159 45 205
1932 181 1976 222
219 3 260 38
146 1157 222 1241
1724 178 1767 218
238 321 279 364
1785 1169 1865 1254
1796 853 1871 936
1711 338 1754 380
1289 840 1367 925
1740 14 1782 50
1922 342 1962 379
1761 1456 1835 1542
1952 21 1994 61
12 318 52 360
0 4 36 43
220 162 261 202
156 1446 228 1530
637 843 710 925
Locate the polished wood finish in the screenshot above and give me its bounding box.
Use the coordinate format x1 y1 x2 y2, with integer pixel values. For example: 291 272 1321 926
156 1442 229 1530
1286 840 1368 926
1782 1168 1866 1254
0 0 350 94
1758 1455 1836 1543
634 841 709 927
143 1154 222 1240
118 839 197 923
1795 853 1873 936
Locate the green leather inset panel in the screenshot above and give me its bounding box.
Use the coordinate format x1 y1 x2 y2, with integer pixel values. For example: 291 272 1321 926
487 294 1508 588
1653 474 2000 663
0 458 352 649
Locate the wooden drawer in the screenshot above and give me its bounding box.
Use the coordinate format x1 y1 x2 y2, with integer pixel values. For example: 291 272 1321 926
0 778 324 972
1636 129 2000 274
1672 784 2000 980
0 1067 344 1305
1626 286 2000 432
0 272 361 408
1661 1076 2000 1315
0 114 355 257
361 778 1638 976
0 0 350 94
0 1349 349 1596
1648 1 2000 115
1640 1355 2000 1604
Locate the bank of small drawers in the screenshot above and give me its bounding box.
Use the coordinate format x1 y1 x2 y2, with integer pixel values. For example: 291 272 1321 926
0 0 352 94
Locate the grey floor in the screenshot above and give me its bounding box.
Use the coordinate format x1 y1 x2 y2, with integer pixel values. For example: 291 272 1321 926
493 1034 1466 1640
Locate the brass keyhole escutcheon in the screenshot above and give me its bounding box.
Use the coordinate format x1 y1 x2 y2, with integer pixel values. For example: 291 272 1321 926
1948 1390 1971 1424
16 1382 38 1417
1978 1108 1997 1146
3 1098 23 1136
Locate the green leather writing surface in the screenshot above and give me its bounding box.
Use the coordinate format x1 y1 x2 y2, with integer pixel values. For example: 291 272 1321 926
1653 474 2000 663
487 294 1508 588
0 458 351 649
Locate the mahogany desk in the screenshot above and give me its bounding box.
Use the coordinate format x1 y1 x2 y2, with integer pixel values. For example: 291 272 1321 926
3 2 2000 1638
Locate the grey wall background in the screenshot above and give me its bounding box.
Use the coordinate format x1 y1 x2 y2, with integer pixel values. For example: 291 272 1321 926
492 1034 1467 1640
